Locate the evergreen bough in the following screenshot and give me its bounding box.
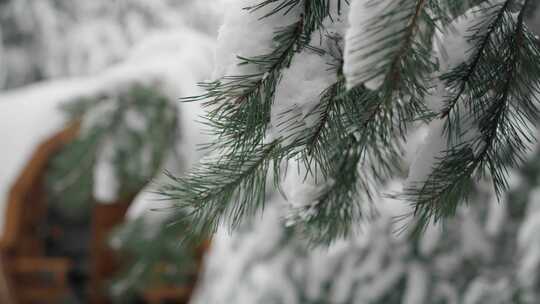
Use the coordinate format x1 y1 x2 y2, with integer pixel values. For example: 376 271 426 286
162 0 540 242
46 85 177 217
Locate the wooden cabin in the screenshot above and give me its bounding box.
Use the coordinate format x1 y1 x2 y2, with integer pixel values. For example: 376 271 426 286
0 126 207 304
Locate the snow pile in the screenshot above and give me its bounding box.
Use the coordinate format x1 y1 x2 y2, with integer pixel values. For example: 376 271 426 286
344 0 409 89
272 8 349 214
269 8 347 146
192 173 537 304
271 50 337 146
213 0 297 79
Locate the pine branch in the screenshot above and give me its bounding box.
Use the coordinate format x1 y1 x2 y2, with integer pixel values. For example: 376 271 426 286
345 0 437 130
161 141 280 235
186 29 402 243
440 0 513 137
166 1 343 237
436 0 493 23
281 78 402 243
290 135 365 244
46 86 176 216
164 0 540 242
407 0 540 227
185 0 334 153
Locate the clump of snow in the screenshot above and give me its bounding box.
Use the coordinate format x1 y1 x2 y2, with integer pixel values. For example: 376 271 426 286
405 120 447 188
403 125 429 165
281 161 328 208
93 141 120 203
267 4 349 143
344 0 409 89
213 0 298 79
270 50 337 146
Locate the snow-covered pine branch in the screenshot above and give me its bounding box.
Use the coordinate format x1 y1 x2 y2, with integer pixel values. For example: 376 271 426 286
163 0 540 243
162 1 372 241
406 0 540 229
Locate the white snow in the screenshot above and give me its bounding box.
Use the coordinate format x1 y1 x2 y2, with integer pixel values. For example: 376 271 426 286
212 0 298 79
419 222 442 256
344 0 409 89
405 120 447 188
517 187 540 289
281 161 329 208
270 50 338 146
267 3 348 145
459 208 492 260
123 109 148 133
93 141 120 203
518 213 540 288
403 262 428 304
484 191 507 237
190 196 286 304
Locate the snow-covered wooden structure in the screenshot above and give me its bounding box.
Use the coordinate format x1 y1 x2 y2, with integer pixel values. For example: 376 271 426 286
0 124 208 304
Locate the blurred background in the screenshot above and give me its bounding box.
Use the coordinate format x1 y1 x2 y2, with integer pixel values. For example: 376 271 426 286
1 1 540 304
0 1 221 303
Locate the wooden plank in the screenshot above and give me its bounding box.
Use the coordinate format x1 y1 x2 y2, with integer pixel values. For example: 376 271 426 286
0 255 15 304
143 286 193 304
0 123 79 250
89 197 133 304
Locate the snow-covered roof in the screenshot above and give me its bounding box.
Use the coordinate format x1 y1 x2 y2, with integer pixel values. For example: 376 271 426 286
0 29 214 237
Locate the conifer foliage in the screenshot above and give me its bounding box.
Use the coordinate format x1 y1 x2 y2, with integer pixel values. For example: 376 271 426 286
46 86 177 217
163 0 540 242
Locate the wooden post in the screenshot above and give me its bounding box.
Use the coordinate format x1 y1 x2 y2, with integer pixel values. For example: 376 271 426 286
89 197 133 304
